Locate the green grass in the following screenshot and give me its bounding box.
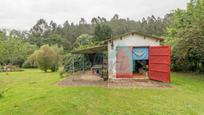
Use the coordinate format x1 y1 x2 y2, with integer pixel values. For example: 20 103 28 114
0 69 204 115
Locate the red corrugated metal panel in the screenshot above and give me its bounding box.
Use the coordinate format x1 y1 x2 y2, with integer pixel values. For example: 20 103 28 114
116 47 133 78
148 46 171 82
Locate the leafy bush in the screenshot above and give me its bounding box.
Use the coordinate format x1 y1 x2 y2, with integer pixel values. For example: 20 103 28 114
63 34 94 73
0 90 3 98
22 60 37 68
0 80 3 98
27 45 63 72
50 63 59 72
165 0 204 72
22 52 38 68
0 39 37 66
59 69 70 78
36 45 58 72
0 65 3 72
73 34 97 50
94 24 112 41
0 93 2 98
63 53 92 73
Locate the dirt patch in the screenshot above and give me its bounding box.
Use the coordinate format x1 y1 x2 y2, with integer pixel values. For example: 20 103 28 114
107 79 170 88
58 71 107 87
58 71 171 88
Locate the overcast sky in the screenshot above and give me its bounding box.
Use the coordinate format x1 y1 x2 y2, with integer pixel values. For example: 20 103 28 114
0 0 189 30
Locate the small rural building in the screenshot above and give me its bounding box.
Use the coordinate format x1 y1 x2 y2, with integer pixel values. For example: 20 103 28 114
72 32 171 82
107 32 170 82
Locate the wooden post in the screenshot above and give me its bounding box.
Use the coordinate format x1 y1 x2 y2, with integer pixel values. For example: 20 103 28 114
83 54 85 72
73 55 75 73
102 53 103 78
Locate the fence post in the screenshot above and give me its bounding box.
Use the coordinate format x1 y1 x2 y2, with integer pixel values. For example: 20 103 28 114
83 54 85 72
73 55 75 73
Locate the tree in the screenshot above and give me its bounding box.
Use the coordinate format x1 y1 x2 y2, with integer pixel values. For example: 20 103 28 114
94 24 112 41
9 29 28 39
0 31 6 40
49 20 57 32
27 14 168 51
91 17 99 24
166 0 204 72
111 14 119 21
73 34 95 50
43 34 63 46
0 40 5 64
35 45 60 72
79 18 87 25
30 19 49 37
63 34 96 73
0 38 36 66
22 51 38 68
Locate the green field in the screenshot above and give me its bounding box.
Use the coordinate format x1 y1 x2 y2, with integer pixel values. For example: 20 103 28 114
0 69 204 115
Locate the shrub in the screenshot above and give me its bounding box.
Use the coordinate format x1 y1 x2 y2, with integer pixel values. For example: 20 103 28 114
0 81 3 98
50 63 59 72
22 60 37 68
28 45 62 72
22 52 38 68
36 45 59 72
0 91 3 98
63 53 92 73
59 69 70 78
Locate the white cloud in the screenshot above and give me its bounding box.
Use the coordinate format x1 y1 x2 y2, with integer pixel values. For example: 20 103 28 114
0 0 189 30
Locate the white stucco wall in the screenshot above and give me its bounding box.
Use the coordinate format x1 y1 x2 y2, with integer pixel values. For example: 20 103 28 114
108 34 160 79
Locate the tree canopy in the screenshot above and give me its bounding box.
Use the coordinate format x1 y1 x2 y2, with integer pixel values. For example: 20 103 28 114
0 38 36 66
2 4 203 73
31 45 62 72
24 14 168 52
166 0 204 72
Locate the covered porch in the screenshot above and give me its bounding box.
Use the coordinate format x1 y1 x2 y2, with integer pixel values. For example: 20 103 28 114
70 45 108 81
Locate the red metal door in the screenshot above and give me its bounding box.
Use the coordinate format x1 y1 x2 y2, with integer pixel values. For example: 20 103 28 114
148 46 171 82
116 47 133 78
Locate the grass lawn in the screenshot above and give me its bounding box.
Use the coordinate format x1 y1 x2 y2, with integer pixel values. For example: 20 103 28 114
0 69 204 115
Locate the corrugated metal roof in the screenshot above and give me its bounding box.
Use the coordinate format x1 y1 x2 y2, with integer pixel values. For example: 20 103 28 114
70 31 164 54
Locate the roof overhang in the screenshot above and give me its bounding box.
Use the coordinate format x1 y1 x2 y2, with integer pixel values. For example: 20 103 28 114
71 45 107 54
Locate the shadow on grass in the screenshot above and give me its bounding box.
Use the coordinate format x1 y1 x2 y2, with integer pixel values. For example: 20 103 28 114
0 91 3 98
0 88 10 99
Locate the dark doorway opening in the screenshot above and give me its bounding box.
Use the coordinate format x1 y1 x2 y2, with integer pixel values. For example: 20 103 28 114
133 60 148 78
